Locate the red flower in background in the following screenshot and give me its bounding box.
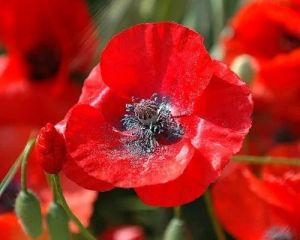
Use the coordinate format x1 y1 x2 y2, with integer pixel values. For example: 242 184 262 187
54 22 253 207
212 143 300 240
0 213 48 240
223 0 300 125
0 0 98 178
0 0 98 233
0 0 98 125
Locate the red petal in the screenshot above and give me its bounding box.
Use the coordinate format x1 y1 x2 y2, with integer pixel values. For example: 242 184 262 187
225 2 300 62
195 61 252 136
78 65 108 107
183 61 252 172
257 143 300 213
212 164 289 240
63 156 113 191
264 143 300 195
100 22 213 114
135 150 219 207
64 104 194 188
0 56 81 125
0 0 97 125
0 0 98 74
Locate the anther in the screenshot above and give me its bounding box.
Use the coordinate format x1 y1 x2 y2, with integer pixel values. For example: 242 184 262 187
122 94 184 153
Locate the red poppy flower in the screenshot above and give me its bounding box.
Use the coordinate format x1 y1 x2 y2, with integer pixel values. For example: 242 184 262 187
258 143 300 215
212 164 297 240
100 225 145 240
212 143 300 240
0 0 98 125
55 22 252 207
223 0 300 124
0 0 98 178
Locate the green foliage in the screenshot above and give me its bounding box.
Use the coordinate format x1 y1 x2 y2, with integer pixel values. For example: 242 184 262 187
87 0 243 50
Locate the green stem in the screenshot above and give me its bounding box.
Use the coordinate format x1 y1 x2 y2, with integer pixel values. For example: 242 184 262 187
0 137 35 197
51 175 96 240
174 206 181 219
204 191 226 240
233 155 300 166
48 175 58 202
0 155 23 197
21 138 36 191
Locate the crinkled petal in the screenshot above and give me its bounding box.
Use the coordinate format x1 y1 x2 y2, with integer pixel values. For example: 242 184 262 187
100 22 213 114
64 104 194 188
184 61 252 172
212 164 289 240
264 142 300 195
78 65 108 107
255 143 300 213
135 150 219 207
63 156 113 191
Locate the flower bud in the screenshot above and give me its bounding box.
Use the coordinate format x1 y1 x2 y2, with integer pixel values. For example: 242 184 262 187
15 190 42 238
36 123 66 174
230 54 254 84
163 218 192 240
47 202 70 240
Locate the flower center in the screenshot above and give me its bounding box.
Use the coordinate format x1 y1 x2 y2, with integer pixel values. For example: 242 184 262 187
122 93 184 153
280 31 300 52
25 43 61 81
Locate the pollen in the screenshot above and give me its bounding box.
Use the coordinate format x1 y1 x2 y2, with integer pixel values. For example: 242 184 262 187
122 94 184 153
134 99 159 125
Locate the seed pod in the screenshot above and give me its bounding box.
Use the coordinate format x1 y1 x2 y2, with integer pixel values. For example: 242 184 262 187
163 218 192 240
36 123 66 174
47 202 70 240
231 54 255 84
15 190 42 238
